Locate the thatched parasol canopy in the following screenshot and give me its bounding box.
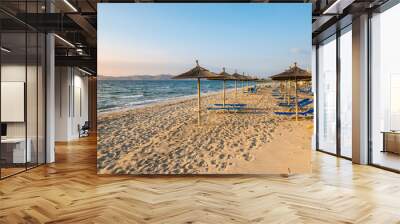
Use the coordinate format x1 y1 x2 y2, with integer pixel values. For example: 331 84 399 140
172 60 218 80
207 67 235 81
270 63 311 81
231 70 243 97
231 72 246 81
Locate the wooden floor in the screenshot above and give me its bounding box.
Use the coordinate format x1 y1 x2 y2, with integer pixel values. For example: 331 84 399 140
1 136 400 223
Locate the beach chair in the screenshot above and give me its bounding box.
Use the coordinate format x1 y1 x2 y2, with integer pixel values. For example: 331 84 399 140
207 106 245 112
278 98 312 108
298 99 313 108
211 103 247 107
299 87 312 94
274 108 314 117
275 96 295 100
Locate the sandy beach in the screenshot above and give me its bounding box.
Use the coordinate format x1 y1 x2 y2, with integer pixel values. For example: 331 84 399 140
97 85 313 174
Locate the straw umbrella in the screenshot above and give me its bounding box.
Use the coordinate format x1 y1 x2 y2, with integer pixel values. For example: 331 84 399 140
271 63 311 120
172 60 219 125
241 72 248 93
231 70 242 97
207 67 236 106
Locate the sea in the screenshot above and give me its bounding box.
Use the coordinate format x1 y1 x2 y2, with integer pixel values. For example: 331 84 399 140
97 79 252 112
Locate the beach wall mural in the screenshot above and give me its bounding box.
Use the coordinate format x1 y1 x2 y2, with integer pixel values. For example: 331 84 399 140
97 3 313 174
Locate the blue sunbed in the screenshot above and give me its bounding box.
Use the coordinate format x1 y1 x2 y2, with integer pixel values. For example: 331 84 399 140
207 107 245 112
274 108 314 116
278 98 312 108
211 103 247 107
275 96 295 100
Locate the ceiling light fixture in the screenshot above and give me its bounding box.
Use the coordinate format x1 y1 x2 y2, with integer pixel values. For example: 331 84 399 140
78 67 93 76
63 0 78 12
323 0 355 15
1 47 11 53
54 34 75 48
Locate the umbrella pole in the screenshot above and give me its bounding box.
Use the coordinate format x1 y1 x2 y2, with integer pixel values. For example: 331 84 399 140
223 80 226 107
197 78 201 126
295 78 298 121
286 80 289 104
235 80 237 98
283 81 286 100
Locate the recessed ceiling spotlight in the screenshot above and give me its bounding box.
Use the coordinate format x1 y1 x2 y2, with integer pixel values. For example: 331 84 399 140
63 0 78 12
78 67 93 76
54 34 75 48
1 47 11 53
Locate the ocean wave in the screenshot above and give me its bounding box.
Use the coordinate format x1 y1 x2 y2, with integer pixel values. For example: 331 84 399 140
97 79 248 113
117 95 144 99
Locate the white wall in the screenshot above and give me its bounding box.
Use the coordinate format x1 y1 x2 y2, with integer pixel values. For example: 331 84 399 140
55 66 70 141
54 67 89 141
0 65 41 138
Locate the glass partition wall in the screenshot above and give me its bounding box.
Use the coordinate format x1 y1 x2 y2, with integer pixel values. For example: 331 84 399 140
0 5 46 179
339 26 352 158
370 3 400 171
317 35 337 154
315 1 400 172
316 26 353 159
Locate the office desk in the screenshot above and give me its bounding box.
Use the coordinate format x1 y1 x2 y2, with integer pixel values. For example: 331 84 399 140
382 131 400 154
1 138 31 164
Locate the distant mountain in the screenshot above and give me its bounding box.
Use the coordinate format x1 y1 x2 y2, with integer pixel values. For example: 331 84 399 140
98 74 174 80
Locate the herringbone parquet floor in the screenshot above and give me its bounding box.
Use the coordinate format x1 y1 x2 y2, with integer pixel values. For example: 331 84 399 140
1 136 400 224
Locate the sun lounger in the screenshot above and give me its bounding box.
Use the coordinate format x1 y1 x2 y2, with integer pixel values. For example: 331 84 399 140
207 106 245 112
298 87 312 94
274 108 314 117
275 96 295 100
278 98 312 108
211 103 247 107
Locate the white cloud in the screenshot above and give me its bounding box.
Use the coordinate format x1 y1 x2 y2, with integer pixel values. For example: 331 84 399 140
290 48 309 55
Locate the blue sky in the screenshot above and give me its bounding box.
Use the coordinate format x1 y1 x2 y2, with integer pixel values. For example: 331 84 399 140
98 3 311 78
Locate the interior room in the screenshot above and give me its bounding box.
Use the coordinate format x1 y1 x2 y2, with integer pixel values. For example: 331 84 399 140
0 17 46 178
0 0 400 223
370 2 400 171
